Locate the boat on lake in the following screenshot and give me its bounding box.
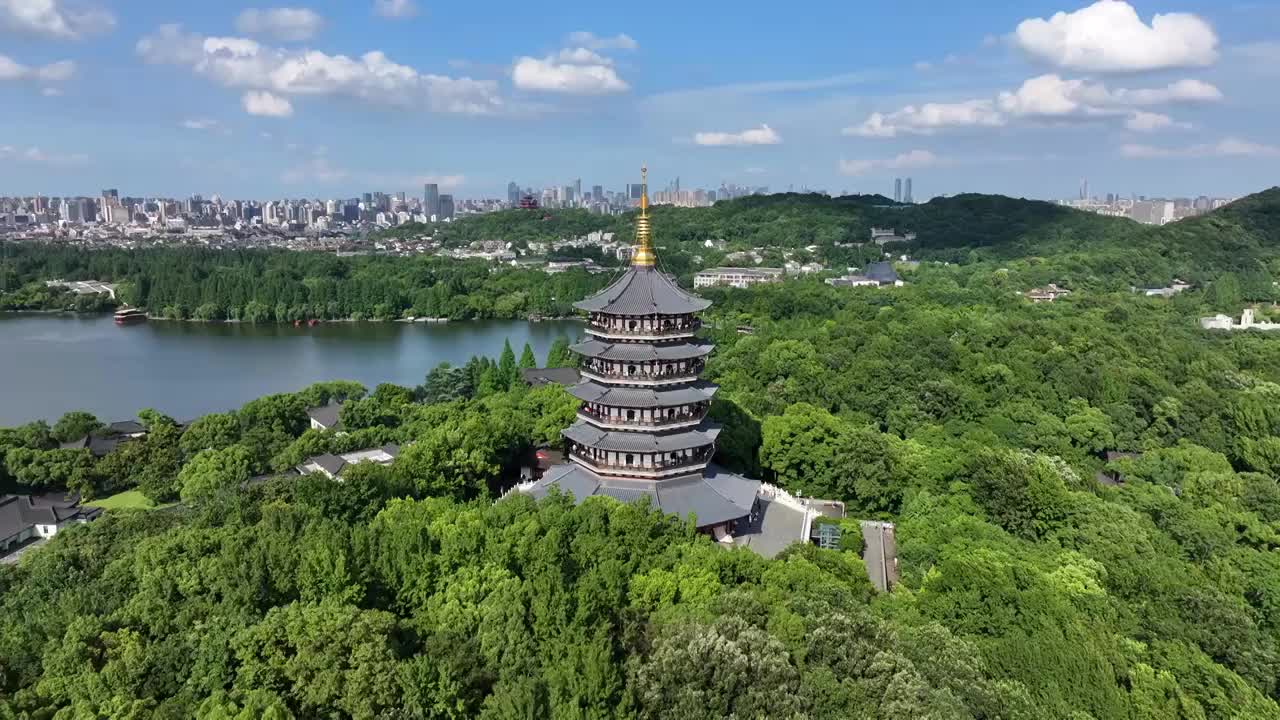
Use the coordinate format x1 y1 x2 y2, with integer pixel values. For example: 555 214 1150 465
113 307 147 325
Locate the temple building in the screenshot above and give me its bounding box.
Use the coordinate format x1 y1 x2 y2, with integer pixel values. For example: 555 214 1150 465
521 167 761 537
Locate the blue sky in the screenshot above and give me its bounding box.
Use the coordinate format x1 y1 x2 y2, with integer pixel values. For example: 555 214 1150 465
2 0 1278 200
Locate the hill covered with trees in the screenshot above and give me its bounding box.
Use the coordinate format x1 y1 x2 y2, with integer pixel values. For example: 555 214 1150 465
6 189 1280 717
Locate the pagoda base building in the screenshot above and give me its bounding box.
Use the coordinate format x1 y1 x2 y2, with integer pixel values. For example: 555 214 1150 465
522 167 760 537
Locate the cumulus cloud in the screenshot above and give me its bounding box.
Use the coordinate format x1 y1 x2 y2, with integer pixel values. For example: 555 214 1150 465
137 24 502 114
1124 111 1189 132
849 73 1222 137
0 0 115 39
512 54 628 94
839 149 939 176
845 100 1003 138
693 124 782 147
1014 0 1217 72
242 89 294 117
0 144 87 165
566 31 637 50
374 0 418 19
1121 137 1280 159
236 8 324 42
996 74 1221 117
0 54 75 82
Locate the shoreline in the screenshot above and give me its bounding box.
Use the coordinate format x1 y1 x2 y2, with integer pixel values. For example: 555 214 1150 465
1 309 584 325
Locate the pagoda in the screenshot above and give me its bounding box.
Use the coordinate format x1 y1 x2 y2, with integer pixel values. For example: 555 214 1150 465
523 167 760 535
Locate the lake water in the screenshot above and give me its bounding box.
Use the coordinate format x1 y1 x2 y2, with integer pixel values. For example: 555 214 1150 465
0 314 583 426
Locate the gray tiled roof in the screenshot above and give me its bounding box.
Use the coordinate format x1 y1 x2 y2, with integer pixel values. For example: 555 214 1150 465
568 380 717 408
310 453 346 476
571 338 714 362
562 421 720 452
107 420 146 435
520 462 759 528
520 367 582 387
865 262 900 284
1 493 99 546
306 402 343 429
575 267 711 315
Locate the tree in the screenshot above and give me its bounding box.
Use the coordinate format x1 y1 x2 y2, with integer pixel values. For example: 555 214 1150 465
180 413 243 457
51 411 102 444
518 343 537 370
3 448 96 495
545 336 573 368
498 339 519 390
633 617 804 720
179 446 253 504
967 449 1074 540
421 363 474 404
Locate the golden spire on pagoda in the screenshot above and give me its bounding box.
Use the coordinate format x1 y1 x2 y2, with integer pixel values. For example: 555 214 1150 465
631 164 656 267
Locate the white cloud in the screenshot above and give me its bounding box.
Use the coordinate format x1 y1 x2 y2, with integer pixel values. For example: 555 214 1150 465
844 100 1003 137
0 144 87 165
996 74 1222 118
839 149 939 176
1124 111 1189 132
566 31 637 51
852 72 1224 138
242 89 294 117
557 47 612 65
1014 0 1217 72
137 24 502 115
182 118 219 131
236 8 324 42
1121 137 1280 159
693 124 782 147
373 0 418 19
0 0 114 39
512 55 628 94
40 86 60 96
0 54 75 82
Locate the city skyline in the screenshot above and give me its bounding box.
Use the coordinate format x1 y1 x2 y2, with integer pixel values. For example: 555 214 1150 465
1 1 1278 199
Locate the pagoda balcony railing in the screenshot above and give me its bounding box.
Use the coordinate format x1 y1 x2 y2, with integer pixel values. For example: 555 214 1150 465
577 407 707 430
586 319 701 341
579 368 701 387
569 449 713 478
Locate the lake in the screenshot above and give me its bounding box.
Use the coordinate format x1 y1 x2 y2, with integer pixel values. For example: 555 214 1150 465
0 314 583 426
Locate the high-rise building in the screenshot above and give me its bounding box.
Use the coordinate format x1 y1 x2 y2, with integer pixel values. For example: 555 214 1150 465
894 178 902 203
439 194 455 220
101 189 119 201
508 181 520 206
423 183 440 218
519 166 760 536
574 179 582 200
903 178 913 204
592 185 604 203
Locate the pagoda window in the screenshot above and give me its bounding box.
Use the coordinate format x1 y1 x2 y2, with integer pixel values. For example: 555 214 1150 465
626 409 636 421
628 319 638 331
627 364 637 375
664 363 674 375
625 454 635 466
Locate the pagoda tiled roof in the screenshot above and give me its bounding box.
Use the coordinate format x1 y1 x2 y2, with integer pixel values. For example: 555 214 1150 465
568 380 717 408
575 266 711 316
521 463 760 528
562 421 720 453
570 338 714 362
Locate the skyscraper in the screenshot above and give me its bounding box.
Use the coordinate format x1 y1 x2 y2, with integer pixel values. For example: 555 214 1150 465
904 178 913 204
574 178 582 201
894 178 902 203
439 194 455 220
592 185 604 204
423 183 440 218
508 181 520 206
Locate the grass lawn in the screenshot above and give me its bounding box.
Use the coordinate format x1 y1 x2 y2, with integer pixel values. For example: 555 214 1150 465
84 490 173 511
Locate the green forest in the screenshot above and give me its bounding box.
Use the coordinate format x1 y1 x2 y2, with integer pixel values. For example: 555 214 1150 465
4 190 1280 718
